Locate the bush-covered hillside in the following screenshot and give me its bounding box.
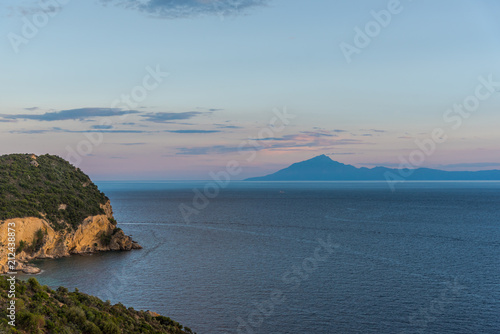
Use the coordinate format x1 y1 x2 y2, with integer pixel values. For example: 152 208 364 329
0 276 194 334
0 154 107 230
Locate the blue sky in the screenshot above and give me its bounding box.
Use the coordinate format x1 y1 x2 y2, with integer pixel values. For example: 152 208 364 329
1 0 500 179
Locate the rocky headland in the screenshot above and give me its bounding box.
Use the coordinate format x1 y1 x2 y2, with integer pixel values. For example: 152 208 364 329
0 153 141 274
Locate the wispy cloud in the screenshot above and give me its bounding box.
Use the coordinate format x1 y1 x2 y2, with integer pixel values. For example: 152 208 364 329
301 130 338 138
99 0 270 19
313 127 347 133
7 4 62 17
91 125 114 130
77 129 147 133
9 129 49 134
10 127 147 134
215 124 243 129
256 130 340 141
177 144 258 155
1 108 139 122
176 133 363 155
166 129 221 134
176 140 362 156
140 111 206 123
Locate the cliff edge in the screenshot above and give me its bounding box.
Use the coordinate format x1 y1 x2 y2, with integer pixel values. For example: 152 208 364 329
0 153 141 274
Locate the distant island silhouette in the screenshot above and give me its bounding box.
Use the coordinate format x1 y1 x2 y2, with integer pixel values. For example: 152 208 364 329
245 155 500 181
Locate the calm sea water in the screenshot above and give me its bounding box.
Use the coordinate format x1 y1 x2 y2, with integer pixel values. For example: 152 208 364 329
25 182 500 333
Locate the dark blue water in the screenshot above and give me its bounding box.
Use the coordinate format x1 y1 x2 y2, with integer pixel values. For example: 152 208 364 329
27 182 500 333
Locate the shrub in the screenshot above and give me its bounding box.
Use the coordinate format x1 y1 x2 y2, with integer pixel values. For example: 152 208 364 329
82 320 102 334
30 229 45 252
100 232 112 246
16 240 26 253
28 278 42 292
57 286 69 293
99 319 120 334
66 306 86 326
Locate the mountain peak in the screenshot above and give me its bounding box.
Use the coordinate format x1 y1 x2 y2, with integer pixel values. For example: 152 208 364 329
304 154 342 166
311 154 331 161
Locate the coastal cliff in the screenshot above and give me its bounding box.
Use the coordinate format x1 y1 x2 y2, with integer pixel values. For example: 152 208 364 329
0 153 141 274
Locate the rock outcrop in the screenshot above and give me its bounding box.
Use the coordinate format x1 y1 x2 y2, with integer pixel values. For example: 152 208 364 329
0 201 141 274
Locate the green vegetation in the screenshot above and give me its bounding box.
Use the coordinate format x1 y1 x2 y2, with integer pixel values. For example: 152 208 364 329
18 229 48 254
99 232 112 246
0 276 194 334
0 154 108 230
16 241 26 254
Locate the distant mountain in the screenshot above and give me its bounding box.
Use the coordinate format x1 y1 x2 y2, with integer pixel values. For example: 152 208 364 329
245 155 500 181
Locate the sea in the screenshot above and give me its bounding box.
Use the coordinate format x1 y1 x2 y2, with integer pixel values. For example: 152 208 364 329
22 181 500 334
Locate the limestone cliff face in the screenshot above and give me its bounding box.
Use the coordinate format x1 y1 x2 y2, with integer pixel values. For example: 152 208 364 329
0 201 141 274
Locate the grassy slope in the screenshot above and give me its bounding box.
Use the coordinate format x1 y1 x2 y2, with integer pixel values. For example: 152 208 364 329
0 276 194 334
0 154 108 230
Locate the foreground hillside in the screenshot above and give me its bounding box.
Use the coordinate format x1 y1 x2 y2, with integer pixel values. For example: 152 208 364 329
0 153 141 274
0 154 107 229
0 276 194 334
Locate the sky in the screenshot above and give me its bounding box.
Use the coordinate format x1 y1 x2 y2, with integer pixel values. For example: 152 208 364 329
1 0 500 180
